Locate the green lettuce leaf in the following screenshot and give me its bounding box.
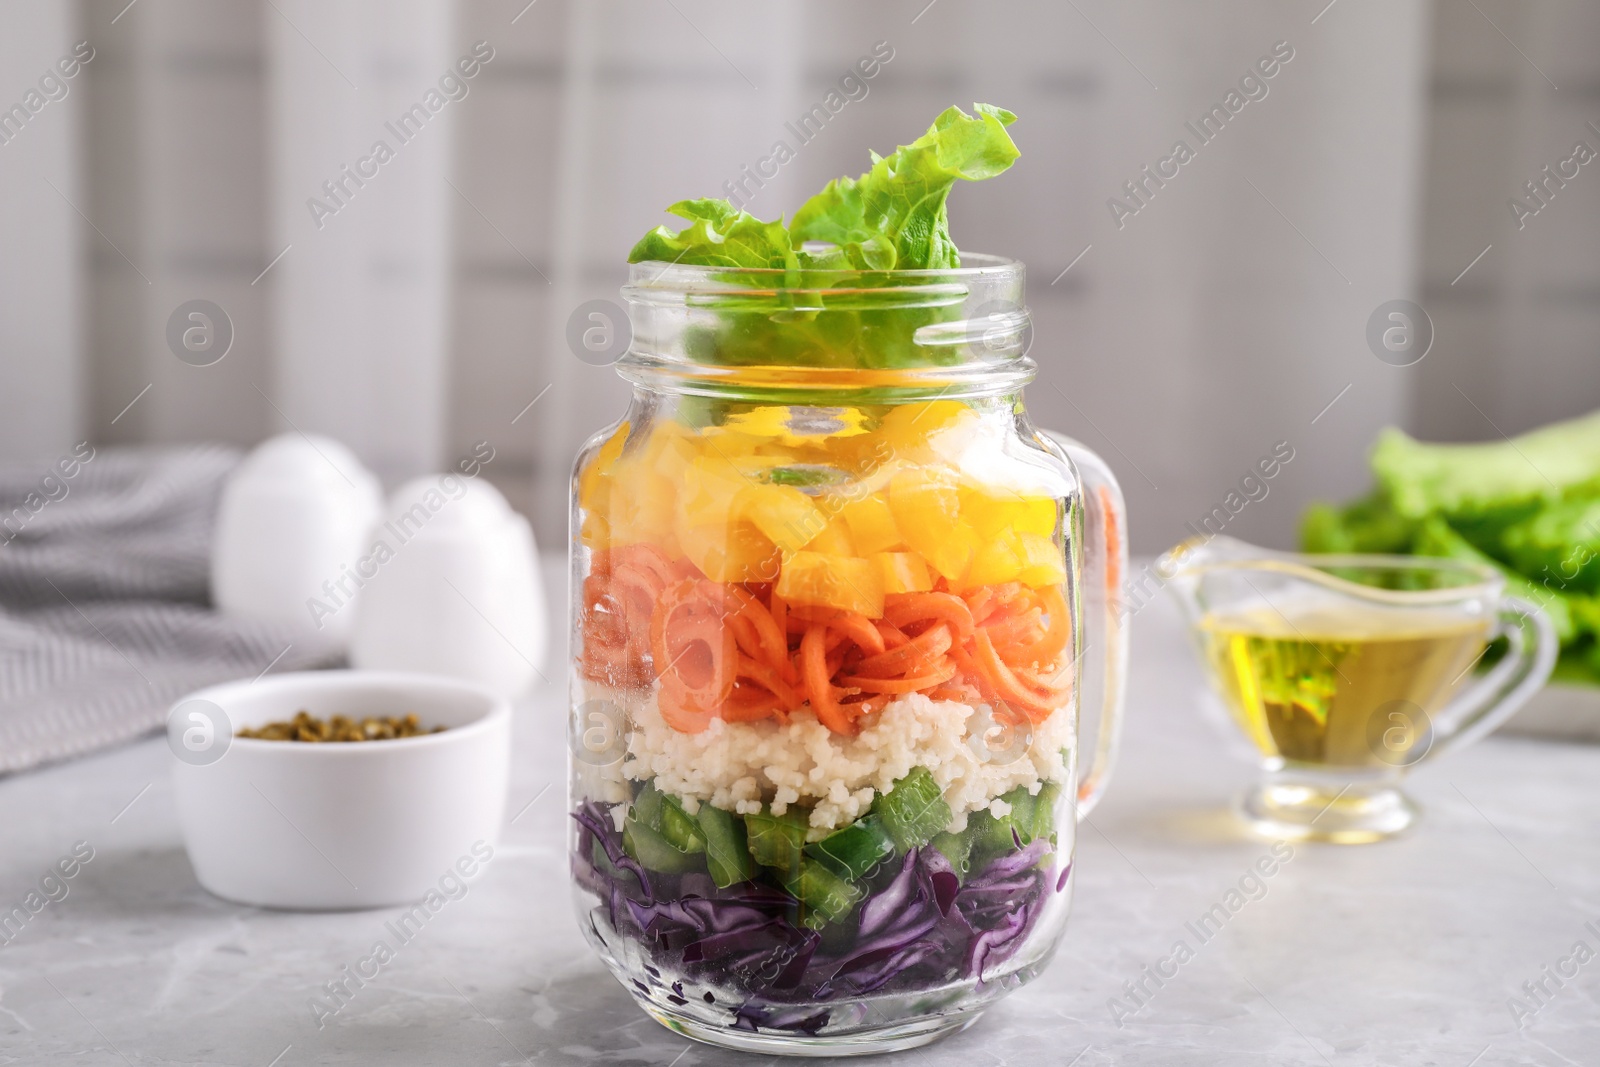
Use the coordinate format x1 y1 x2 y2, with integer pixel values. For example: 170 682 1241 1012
1554 645 1600 686
790 104 1019 271
1414 517 1579 643
627 198 798 270
622 105 1020 371
1501 495 1600 594
1299 491 1416 555
1373 410 1600 522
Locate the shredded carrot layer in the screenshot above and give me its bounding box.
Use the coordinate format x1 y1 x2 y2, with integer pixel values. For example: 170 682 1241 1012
577 547 1076 734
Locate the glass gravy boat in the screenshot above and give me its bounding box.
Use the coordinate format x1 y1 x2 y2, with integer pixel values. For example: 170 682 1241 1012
1161 536 1556 843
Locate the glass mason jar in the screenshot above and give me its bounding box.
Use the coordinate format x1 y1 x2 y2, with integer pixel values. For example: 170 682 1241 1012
568 255 1128 1055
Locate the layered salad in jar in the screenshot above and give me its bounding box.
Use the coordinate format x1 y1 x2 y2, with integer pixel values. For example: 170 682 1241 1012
570 105 1086 1040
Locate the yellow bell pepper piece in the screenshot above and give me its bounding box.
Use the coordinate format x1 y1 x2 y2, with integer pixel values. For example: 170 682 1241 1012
1015 531 1067 588
744 484 825 553
960 486 1058 539
608 481 652 545
803 516 857 557
680 520 780 584
680 456 753 530
888 469 973 581
579 508 611 549
961 530 1025 588
776 551 885 617
956 530 1067 590
872 552 934 594
878 400 973 455
577 422 629 516
660 436 700 485
838 493 902 555
599 425 697 548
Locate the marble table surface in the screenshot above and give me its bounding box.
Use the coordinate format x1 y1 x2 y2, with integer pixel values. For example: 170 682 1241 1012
2 561 1597 1066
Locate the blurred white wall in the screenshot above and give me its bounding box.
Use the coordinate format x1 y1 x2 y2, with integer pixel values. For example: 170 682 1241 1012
81 0 273 447
0 2 85 458
267 0 455 486
1415 0 1600 443
3 0 1598 553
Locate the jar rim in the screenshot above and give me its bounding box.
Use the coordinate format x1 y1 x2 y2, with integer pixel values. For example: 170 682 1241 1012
625 251 1023 291
612 359 1037 401
617 252 1033 400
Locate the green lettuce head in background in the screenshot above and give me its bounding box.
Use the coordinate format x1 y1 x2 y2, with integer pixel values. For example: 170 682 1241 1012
1302 408 1600 684
626 104 1020 370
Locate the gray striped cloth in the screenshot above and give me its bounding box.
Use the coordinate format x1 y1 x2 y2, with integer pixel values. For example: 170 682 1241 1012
0 444 342 774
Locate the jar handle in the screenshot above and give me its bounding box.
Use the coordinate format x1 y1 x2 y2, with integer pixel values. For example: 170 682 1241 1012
1044 431 1129 819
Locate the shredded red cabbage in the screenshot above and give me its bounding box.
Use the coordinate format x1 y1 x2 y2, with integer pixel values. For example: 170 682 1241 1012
571 800 1058 1026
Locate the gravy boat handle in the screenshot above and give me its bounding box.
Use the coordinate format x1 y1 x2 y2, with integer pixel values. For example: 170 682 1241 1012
1421 595 1557 759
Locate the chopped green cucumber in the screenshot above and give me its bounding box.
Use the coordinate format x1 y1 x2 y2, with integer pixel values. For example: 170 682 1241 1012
804 814 895 880
697 804 754 887
631 781 666 829
1005 787 1037 836
658 794 707 855
622 815 702 874
745 807 809 875
779 860 864 928
1028 782 1061 847
877 767 952 852
930 830 972 879
964 808 1016 868
629 780 706 855
966 783 1064 869
998 782 1060 848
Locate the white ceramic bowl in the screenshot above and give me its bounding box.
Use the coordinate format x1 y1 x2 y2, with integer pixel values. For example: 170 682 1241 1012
170 671 510 910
